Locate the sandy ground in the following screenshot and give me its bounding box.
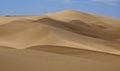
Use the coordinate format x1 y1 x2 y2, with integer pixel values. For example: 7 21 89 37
0 10 120 71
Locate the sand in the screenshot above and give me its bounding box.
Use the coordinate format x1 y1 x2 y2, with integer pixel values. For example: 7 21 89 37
0 10 120 71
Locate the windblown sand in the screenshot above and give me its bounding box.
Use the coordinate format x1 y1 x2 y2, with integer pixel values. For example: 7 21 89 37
0 10 120 71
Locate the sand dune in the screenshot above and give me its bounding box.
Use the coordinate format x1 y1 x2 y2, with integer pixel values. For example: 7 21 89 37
35 17 120 40
0 10 120 71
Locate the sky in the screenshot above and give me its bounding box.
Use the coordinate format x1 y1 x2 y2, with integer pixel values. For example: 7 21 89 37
0 0 120 18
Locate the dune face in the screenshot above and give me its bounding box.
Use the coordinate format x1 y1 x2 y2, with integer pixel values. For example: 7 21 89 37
0 10 120 71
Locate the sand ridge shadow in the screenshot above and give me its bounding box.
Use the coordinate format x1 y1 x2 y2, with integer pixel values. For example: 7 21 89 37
34 18 120 41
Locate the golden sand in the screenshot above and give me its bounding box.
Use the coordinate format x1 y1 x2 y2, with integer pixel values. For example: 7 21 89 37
0 10 120 71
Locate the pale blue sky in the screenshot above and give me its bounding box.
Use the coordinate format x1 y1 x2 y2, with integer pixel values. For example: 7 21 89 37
0 0 120 18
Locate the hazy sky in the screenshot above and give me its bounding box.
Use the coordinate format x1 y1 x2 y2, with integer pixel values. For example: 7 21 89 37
0 0 120 18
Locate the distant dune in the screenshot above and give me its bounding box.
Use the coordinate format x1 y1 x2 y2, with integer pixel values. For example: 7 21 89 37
0 10 120 71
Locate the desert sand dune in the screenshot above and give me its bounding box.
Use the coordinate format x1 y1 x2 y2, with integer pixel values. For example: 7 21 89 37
0 10 120 71
0 10 120 52
35 17 120 40
46 10 120 34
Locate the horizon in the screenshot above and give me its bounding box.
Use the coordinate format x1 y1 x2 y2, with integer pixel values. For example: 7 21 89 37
0 0 120 19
